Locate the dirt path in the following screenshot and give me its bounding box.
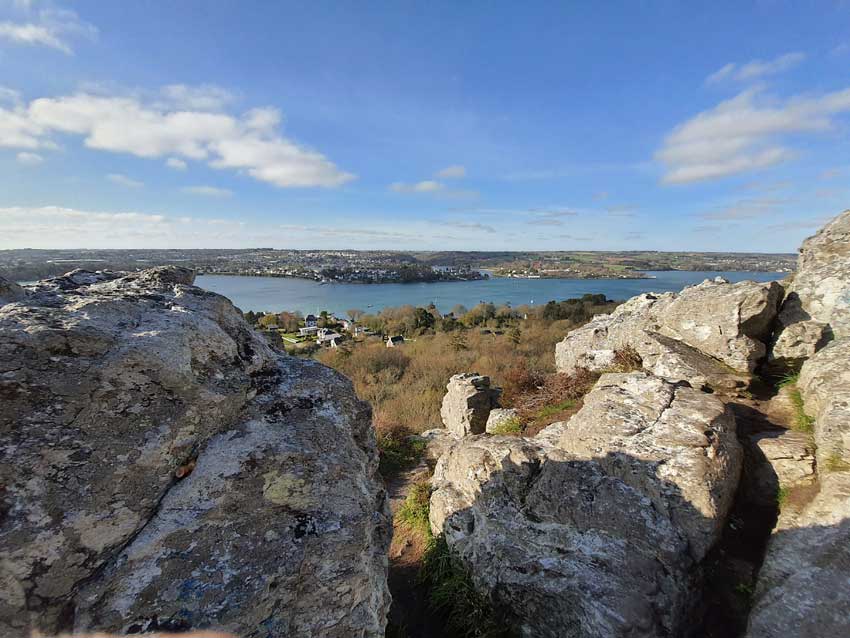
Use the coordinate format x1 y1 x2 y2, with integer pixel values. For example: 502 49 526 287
385 459 447 638
695 379 815 637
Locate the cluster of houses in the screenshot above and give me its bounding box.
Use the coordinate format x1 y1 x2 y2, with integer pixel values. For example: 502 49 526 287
291 313 404 349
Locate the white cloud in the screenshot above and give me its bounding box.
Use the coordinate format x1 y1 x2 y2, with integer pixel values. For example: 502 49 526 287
436 165 466 179
166 157 187 170
0 88 354 188
390 180 444 193
699 197 786 220
16 151 42 165
159 84 235 111
705 52 805 84
107 173 143 188
656 86 850 184
0 7 97 55
0 205 253 248
182 185 233 197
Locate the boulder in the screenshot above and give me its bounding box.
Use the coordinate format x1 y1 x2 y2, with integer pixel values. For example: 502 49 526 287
439 373 501 436
770 210 850 368
797 338 850 469
749 430 816 496
556 279 783 383
485 408 520 434
429 372 741 637
0 268 391 638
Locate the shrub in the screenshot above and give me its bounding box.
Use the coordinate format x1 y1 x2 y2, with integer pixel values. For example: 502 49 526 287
376 425 426 477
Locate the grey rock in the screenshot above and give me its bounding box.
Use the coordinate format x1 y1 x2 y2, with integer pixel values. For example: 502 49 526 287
0 267 390 638
747 473 850 638
0 276 26 304
798 338 850 469
556 279 783 381
429 372 741 637
750 429 815 494
415 428 460 463
439 373 501 436
770 210 850 368
485 408 520 434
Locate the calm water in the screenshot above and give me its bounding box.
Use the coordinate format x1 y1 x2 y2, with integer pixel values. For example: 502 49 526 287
195 271 785 315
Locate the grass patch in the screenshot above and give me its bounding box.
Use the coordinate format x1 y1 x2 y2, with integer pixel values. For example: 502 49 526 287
776 485 789 508
396 481 432 539
536 399 577 419
378 425 426 478
488 416 523 435
825 450 850 473
777 372 815 433
420 535 511 638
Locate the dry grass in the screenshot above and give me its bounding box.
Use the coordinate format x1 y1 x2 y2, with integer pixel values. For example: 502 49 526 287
318 320 575 436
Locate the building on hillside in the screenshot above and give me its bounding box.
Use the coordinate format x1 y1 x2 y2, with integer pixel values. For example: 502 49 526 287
354 326 372 336
316 327 342 348
305 314 318 328
298 325 319 337
386 335 405 348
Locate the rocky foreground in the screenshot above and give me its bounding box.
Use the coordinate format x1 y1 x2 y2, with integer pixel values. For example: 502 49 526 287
429 211 850 637
1 211 848 638
0 268 391 637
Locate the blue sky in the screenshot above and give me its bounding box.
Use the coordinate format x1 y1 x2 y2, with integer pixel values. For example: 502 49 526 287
0 0 848 251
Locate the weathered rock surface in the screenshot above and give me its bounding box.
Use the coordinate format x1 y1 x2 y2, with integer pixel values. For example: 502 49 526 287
430 372 741 637
485 407 520 434
750 429 815 492
439 373 501 436
747 473 850 638
0 268 391 638
0 275 25 304
556 278 783 385
770 210 850 368
797 338 850 469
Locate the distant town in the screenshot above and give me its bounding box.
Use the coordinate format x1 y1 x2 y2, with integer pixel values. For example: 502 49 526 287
0 248 796 283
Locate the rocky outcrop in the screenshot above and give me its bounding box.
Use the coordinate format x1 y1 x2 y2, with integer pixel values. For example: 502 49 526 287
439 373 501 436
769 210 850 369
0 268 391 638
430 372 741 637
746 211 850 638
556 278 783 388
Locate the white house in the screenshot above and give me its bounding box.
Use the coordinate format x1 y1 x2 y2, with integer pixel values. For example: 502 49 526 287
317 327 343 348
298 325 319 337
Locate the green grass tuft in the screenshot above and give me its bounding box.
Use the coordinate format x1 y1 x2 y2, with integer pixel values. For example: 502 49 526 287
489 416 523 435
419 535 511 638
536 399 576 419
396 481 433 538
378 430 426 477
776 485 789 508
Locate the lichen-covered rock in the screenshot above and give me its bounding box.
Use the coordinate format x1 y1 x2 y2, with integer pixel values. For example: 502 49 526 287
429 372 741 637
0 268 391 638
439 373 501 436
485 408 520 434
750 430 815 493
556 279 783 383
770 210 850 368
797 338 850 469
746 473 850 638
